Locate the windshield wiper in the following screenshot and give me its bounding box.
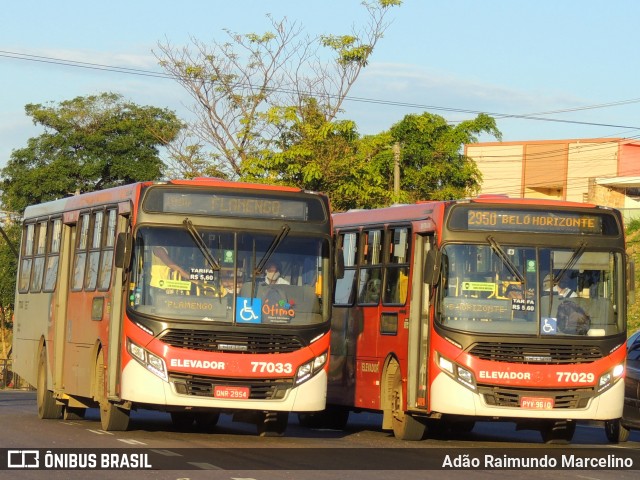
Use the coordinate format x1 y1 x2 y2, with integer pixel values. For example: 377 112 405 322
554 241 586 285
183 218 220 272
487 236 525 283
254 224 290 276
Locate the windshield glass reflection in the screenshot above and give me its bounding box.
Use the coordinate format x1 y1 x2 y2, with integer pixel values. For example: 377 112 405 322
438 244 623 337
128 226 328 326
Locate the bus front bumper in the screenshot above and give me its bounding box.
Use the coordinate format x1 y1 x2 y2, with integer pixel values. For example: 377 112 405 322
120 360 327 412
427 371 624 420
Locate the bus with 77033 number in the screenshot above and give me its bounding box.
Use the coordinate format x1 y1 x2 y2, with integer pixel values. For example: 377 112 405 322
12 178 333 435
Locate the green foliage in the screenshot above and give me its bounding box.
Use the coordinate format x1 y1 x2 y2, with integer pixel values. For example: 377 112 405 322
0 93 182 214
242 101 502 210
0 223 19 310
387 112 502 202
242 98 357 202
241 97 388 210
156 1 401 178
626 218 640 235
627 230 640 335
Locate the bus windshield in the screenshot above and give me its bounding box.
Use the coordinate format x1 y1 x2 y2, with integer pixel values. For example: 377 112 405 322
128 226 328 326
438 243 624 337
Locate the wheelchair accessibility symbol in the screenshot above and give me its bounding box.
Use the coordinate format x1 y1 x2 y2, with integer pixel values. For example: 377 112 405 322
236 297 262 323
541 317 557 335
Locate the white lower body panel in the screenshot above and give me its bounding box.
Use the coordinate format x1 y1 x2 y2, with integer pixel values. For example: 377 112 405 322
428 372 624 420
120 360 327 412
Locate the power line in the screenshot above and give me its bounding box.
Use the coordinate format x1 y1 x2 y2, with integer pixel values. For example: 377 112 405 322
2 49 640 131
0 50 173 80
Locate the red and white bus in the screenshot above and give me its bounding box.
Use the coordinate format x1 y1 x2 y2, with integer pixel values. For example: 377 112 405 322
12 178 332 435
316 196 630 442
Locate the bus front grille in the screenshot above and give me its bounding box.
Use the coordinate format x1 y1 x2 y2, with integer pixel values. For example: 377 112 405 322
479 385 593 409
469 343 602 364
169 373 294 400
160 329 305 354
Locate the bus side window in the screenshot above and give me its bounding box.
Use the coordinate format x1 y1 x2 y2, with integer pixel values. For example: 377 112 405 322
359 270 382 304
85 210 104 291
334 232 358 306
72 212 90 291
43 218 62 292
358 229 382 305
18 223 35 293
30 220 48 293
98 209 117 290
383 227 410 305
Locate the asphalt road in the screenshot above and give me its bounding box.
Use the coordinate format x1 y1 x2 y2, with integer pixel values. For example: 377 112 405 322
1 389 639 480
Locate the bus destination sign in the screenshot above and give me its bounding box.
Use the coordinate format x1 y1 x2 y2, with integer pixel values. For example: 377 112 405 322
143 188 324 221
466 210 603 234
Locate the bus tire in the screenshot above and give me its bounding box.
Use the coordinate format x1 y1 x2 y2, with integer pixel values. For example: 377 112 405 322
195 412 221 431
604 419 630 443
540 419 576 444
390 361 425 441
94 351 130 431
298 412 325 429
298 406 349 430
37 349 62 420
257 412 288 437
170 411 195 429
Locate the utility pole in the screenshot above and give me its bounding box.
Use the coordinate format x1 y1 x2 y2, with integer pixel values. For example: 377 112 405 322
393 142 400 203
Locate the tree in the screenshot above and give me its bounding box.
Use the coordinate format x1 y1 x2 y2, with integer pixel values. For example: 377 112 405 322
0 93 183 213
242 97 391 211
0 220 19 360
386 112 502 202
155 0 402 178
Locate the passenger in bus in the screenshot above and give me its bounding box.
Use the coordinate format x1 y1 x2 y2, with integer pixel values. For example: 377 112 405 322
150 246 190 286
542 274 559 295
263 261 290 285
557 301 590 335
505 284 523 299
557 276 577 298
222 270 243 295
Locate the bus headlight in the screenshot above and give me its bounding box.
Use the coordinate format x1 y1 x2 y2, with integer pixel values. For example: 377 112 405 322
127 338 168 382
598 363 624 393
437 354 476 391
295 351 328 385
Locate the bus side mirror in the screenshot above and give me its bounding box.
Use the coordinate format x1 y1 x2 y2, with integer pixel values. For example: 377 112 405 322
115 232 132 269
335 248 345 279
424 249 441 286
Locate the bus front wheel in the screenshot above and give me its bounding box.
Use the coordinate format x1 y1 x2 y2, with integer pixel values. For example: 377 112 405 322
94 351 130 431
540 419 576 444
257 412 288 437
37 349 62 420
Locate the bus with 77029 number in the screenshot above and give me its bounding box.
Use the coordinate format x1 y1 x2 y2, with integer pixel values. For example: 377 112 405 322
306 196 629 443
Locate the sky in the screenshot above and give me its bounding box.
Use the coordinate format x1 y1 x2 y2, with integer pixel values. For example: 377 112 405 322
2 0 640 169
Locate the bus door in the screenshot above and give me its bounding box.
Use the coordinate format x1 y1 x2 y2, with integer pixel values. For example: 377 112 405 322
354 229 383 408
52 220 72 395
64 209 116 398
406 232 432 411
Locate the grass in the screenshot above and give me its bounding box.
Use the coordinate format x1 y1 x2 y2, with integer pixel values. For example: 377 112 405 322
627 228 640 335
